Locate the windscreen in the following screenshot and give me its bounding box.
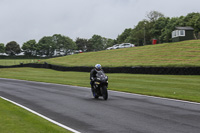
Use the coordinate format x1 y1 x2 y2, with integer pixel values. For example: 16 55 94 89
96 71 105 78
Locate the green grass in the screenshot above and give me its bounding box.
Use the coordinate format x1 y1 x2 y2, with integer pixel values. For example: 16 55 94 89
43 40 200 67
0 67 200 103
0 59 40 66
1 40 200 67
0 97 72 133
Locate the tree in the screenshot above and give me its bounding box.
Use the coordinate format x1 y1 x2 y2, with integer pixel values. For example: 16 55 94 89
117 28 132 44
160 17 179 42
37 34 76 56
86 40 94 52
5 41 21 56
87 35 104 51
103 38 115 49
61 35 77 55
52 34 76 55
116 11 200 45
0 43 5 54
86 35 115 51
151 17 170 43
146 10 164 22
129 20 152 46
37 36 55 56
22 40 37 56
117 11 165 46
184 12 200 39
75 38 88 52
52 34 67 55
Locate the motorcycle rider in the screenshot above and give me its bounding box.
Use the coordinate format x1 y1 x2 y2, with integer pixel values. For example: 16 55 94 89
90 64 103 88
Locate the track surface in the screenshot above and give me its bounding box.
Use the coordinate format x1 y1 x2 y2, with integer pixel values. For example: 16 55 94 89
0 78 200 133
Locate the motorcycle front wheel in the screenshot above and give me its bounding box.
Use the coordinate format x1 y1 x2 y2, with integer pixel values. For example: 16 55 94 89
91 87 99 99
102 86 108 100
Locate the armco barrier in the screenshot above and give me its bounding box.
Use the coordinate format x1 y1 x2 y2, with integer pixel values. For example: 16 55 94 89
0 63 200 75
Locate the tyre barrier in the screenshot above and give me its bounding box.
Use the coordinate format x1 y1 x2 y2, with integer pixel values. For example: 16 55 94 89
0 63 200 75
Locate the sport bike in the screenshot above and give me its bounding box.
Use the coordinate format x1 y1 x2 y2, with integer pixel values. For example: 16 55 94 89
91 71 108 100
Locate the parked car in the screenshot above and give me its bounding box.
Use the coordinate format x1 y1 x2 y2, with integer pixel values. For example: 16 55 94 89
112 44 120 49
118 43 135 49
106 46 113 50
106 44 120 50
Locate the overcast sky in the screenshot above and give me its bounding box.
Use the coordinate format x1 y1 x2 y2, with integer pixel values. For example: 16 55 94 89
0 0 199 45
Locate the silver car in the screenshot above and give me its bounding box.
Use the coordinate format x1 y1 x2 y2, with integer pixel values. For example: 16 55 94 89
118 43 135 49
106 44 120 50
112 44 120 49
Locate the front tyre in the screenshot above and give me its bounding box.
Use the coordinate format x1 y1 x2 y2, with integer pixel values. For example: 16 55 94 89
91 87 99 99
102 86 108 100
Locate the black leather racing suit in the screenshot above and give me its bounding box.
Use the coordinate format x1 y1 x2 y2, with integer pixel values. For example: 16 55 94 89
90 68 104 88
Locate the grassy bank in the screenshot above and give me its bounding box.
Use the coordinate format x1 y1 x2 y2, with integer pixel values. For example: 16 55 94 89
0 59 39 66
0 98 71 133
1 40 200 67
43 40 200 67
0 67 200 103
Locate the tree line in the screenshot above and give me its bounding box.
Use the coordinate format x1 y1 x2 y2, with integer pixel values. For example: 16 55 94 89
118 11 200 45
0 11 200 57
0 34 115 57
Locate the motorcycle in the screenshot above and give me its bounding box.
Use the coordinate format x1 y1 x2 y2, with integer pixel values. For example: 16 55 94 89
91 71 108 100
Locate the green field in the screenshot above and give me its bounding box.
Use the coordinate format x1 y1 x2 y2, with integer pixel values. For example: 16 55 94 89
43 40 200 67
0 59 39 66
0 97 71 133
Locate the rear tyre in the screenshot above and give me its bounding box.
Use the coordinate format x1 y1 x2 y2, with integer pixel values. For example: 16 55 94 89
102 86 108 100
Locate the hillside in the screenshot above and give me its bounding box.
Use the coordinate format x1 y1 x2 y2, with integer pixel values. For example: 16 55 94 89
44 40 200 67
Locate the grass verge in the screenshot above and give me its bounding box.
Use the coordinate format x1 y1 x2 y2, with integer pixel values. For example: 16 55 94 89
0 97 72 133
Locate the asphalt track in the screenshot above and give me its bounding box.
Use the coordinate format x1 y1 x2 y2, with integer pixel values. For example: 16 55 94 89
0 78 200 133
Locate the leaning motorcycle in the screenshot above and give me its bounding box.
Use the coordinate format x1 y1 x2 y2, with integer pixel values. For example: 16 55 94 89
91 71 108 100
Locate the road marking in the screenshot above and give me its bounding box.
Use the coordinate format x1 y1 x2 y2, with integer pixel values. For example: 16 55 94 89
0 96 81 133
1 77 200 105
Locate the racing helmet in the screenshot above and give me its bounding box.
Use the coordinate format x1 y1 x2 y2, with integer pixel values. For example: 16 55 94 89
95 64 102 71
